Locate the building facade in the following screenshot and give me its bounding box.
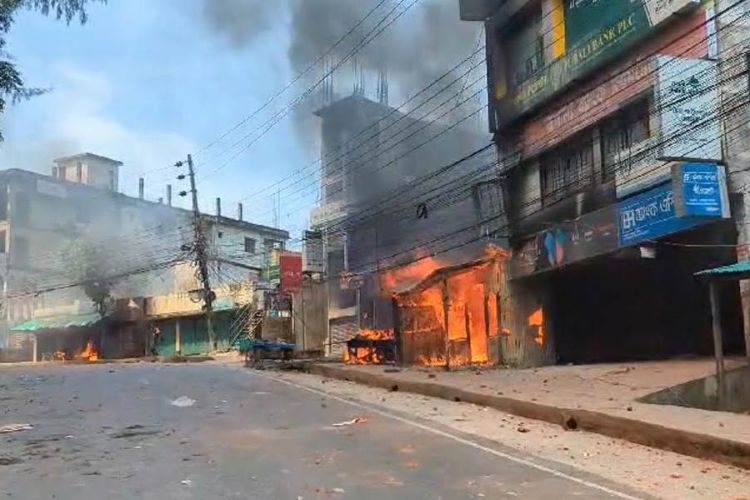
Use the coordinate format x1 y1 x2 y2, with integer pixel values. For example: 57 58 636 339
460 0 750 366
307 94 495 362
0 153 289 356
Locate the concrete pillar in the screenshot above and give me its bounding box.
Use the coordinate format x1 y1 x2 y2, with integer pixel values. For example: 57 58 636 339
138 178 144 199
167 185 173 206
238 203 243 221
716 1 750 359
216 197 221 218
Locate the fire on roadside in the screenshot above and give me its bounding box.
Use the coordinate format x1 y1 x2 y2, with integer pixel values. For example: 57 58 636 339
344 329 395 365
374 245 510 368
79 339 99 361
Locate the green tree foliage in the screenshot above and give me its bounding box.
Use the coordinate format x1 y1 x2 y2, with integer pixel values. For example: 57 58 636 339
0 0 104 139
61 239 113 317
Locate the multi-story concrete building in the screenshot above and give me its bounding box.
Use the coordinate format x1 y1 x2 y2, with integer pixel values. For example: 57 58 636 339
308 94 492 359
460 0 750 366
0 153 288 356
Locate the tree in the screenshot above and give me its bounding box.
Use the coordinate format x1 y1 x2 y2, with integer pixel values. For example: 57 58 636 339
62 239 113 317
0 0 104 139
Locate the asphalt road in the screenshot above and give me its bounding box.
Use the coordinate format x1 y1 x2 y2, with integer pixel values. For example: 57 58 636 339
0 362 645 499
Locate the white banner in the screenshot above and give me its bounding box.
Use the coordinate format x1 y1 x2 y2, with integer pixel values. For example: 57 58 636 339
656 55 721 162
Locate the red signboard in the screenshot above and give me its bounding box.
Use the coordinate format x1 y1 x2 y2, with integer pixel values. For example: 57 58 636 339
280 252 303 292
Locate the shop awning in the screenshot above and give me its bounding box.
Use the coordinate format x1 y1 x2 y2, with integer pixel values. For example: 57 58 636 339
695 261 750 281
10 312 105 332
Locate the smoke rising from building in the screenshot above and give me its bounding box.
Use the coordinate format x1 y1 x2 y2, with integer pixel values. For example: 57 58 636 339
201 0 279 48
201 0 484 150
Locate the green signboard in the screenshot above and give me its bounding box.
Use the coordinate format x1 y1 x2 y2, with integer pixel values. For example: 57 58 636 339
495 0 700 124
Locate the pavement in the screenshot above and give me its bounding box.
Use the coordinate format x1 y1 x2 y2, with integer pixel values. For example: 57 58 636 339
0 361 651 499
306 358 750 469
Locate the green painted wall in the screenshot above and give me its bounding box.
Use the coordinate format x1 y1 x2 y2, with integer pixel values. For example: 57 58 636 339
154 311 236 356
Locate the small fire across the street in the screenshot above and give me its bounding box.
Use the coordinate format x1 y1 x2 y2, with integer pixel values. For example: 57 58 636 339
79 339 99 361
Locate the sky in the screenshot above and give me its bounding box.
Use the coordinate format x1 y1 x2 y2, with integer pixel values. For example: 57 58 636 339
0 0 313 235
0 0 485 245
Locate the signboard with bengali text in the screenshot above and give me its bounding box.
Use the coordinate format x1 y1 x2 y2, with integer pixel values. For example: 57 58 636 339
495 0 701 124
617 182 704 246
672 162 730 218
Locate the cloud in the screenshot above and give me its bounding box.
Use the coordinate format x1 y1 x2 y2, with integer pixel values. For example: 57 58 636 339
0 63 196 197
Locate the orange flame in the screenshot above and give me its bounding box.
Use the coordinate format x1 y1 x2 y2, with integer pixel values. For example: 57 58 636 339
79 340 99 361
416 354 446 367
376 246 510 367
528 308 544 346
381 254 442 293
344 329 394 365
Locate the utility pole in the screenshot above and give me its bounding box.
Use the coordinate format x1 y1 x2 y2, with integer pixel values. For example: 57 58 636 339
179 154 216 350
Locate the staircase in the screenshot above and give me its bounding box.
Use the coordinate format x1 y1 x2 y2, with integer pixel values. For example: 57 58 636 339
228 305 264 349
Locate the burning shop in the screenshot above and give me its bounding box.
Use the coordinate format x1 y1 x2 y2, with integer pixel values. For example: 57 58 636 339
344 245 510 367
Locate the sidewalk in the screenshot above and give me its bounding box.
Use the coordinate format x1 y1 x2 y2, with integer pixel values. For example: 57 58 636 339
308 358 750 470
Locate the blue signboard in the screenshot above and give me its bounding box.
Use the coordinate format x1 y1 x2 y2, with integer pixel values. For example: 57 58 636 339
618 183 705 247
673 162 730 218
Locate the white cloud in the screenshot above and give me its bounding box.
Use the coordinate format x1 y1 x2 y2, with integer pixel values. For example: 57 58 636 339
0 63 196 198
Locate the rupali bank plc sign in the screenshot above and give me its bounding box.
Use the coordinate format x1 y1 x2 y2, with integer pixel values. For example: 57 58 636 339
565 13 638 68
496 0 700 124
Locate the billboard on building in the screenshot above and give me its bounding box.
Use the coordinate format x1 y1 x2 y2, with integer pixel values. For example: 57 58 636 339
655 55 721 161
302 230 326 273
616 178 726 247
510 205 618 278
672 162 731 218
280 252 303 293
493 0 701 124
615 56 721 199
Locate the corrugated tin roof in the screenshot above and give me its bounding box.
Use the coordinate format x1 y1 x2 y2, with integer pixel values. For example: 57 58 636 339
10 312 104 332
695 261 750 277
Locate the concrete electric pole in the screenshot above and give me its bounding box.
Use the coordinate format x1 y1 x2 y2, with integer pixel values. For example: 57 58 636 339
179 154 216 350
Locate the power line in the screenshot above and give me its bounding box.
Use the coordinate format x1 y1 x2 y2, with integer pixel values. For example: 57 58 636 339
194 0 393 157
310 7 749 240
198 0 420 177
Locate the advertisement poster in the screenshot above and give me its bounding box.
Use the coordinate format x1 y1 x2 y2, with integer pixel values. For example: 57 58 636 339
280 252 303 293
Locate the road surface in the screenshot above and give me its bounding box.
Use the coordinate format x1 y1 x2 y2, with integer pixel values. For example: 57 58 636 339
0 362 645 499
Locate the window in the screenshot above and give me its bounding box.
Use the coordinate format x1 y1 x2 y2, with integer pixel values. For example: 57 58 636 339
244 237 256 254
217 231 223 239
601 98 651 180
0 231 6 253
264 239 283 251
540 132 594 205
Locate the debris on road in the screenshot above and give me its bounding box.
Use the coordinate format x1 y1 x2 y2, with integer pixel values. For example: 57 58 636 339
170 396 196 407
331 417 368 427
180 479 193 487
0 423 33 434
516 426 530 433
